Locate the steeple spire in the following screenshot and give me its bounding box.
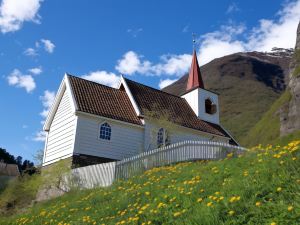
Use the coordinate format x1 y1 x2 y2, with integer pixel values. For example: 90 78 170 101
186 50 204 91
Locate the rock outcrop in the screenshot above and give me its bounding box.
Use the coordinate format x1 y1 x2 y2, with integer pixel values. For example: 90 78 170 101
280 21 300 135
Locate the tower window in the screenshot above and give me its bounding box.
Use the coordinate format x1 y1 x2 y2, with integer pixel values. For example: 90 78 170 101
205 99 217 115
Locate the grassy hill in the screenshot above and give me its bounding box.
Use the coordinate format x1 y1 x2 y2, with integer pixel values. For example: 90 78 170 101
241 90 300 147
1 140 299 225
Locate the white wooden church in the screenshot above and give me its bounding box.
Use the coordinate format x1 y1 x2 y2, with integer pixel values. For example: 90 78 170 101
42 51 236 167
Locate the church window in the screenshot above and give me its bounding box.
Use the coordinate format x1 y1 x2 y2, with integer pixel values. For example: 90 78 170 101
157 128 170 147
100 122 111 140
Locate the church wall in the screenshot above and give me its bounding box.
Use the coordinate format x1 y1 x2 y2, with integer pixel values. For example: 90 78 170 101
43 90 77 166
144 119 229 151
74 114 144 160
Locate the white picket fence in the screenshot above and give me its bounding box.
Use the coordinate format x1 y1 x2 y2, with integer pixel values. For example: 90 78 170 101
68 140 246 189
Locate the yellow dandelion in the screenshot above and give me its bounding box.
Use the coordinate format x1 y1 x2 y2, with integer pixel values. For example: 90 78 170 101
228 210 235 216
277 187 282 192
207 202 213 207
197 198 203 203
288 206 293 211
270 222 276 225
145 192 150 196
173 212 181 217
255 201 261 206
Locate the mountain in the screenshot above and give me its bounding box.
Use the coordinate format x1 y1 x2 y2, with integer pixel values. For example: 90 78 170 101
243 22 300 146
162 49 293 146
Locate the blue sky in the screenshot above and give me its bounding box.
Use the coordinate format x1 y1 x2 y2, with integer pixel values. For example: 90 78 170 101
0 0 299 162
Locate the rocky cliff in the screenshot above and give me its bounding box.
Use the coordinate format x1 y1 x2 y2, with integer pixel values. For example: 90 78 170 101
280 22 300 135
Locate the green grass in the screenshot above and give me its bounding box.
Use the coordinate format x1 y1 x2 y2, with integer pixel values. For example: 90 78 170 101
1 140 300 225
241 90 292 147
217 78 281 144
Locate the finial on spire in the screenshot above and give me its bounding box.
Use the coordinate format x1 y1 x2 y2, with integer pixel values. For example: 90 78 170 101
192 33 196 51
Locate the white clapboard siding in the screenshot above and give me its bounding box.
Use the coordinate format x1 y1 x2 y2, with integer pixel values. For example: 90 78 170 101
74 115 144 160
143 120 229 151
44 90 76 164
67 141 246 189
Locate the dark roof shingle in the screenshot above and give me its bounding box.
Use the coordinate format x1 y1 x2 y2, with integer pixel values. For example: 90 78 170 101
68 75 142 126
125 78 229 138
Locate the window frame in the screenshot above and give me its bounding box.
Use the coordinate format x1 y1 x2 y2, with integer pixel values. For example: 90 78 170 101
99 122 112 141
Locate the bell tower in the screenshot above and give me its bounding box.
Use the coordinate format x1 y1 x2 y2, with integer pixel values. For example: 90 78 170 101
181 50 220 124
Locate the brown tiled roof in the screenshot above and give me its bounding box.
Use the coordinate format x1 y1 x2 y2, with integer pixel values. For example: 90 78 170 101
68 75 142 126
125 78 230 138
0 162 20 176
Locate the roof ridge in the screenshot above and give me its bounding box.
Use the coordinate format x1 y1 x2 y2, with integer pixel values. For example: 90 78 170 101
124 77 183 99
66 73 122 92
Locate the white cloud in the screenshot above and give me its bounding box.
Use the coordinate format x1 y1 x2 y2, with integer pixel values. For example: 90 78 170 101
40 39 55 53
226 2 240 14
246 0 300 51
40 90 56 118
198 0 300 65
28 66 42 75
158 78 178 89
127 28 143 38
82 71 120 88
153 54 192 76
24 47 38 56
0 0 42 33
33 90 55 142
116 51 152 75
115 51 191 76
33 130 46 142
182 25 189 33
7 69 36 92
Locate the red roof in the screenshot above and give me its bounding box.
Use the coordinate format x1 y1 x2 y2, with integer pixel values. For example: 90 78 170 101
125 78 228 138
68 75 143 126
186 50 204 91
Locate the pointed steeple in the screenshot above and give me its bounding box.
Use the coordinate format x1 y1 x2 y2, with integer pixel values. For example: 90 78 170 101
186 50 204 91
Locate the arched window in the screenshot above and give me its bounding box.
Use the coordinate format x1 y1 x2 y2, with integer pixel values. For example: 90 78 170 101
157 128 170 147
205 98 217 115
157 128 164 147
100 122 111 140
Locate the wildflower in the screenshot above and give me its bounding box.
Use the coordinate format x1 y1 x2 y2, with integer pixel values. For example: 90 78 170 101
270 222 276 225
215 192 220 195
276 187 282 192
255 201 261 206
173 212 181 217
200 189 205 193
145 192 150 196
197 198 203 202
288 206 293 211
207 202 213 207
292 157 297 161
228 210 235 216
157 202 166 208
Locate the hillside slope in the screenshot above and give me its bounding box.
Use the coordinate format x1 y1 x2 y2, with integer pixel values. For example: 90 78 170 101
162 50 293 145
2 140 300 225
